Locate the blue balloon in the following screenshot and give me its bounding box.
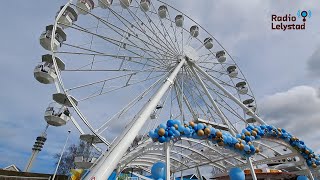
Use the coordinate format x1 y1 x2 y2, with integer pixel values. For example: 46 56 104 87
178 125 185 132
164 131 168 138
167 120 174 127
297 176 309 180
184 128 190 135
250 145 255 152
174 130 180 136
158 136 166 143
229 167 245 180
244 145 250 151
173 120 181 125
197 123 204 130
159 123 167 129
151 162 166 179
149 131 155 138
165 137 170 142
210 127 216 135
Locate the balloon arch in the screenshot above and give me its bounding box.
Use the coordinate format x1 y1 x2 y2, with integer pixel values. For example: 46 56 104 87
149 120 320 169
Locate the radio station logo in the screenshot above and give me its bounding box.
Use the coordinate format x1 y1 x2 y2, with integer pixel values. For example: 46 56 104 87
271 10 311 31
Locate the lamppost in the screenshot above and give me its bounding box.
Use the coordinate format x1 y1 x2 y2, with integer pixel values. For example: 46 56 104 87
52 130 71 180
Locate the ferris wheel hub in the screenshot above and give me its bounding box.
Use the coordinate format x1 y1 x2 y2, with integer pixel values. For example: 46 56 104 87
183 45 199 62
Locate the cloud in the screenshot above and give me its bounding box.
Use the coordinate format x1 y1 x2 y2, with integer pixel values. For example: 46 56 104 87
259 86 320 152
307 47 320 76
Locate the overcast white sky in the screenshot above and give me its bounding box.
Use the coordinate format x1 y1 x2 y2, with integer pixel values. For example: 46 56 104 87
0 0 319 174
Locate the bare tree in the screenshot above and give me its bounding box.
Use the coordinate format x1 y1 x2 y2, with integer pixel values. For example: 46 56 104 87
53 140 92 175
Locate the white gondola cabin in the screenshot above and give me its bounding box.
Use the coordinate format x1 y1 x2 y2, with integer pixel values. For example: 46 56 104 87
190 25 199 38
216 50 226 63
53 93 78 107
243 98 256 115
227 65 238 78
74 156 97 169
76 0 94 15
44 102 71 126
39 25 66 51
99 0 113 9
80 134 104 144
246 117 256 123
204 37 213 49
120 0 132 9
175 15 184 27
140 0 150 12
158 5 167 19
236 81 248 94
34 54 65 84
57 6 78 29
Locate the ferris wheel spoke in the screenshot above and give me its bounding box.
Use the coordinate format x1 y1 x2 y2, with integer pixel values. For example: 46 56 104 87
183 69 221 122
68 24 171 66
124 6 179 57
61 42 163 69
104 7 177 62
185 66 236 133
75 7 178 59
65 63 166 91
129 5 181 57
195 79 247 125
55 51 176 71
135 4 181 55
78 72 165 102
97 70 171 134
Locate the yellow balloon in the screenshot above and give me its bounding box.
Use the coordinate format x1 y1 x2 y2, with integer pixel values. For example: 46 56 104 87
216 131 223 138
239 144 245 150
251 131 257 136
204 128 211 135
158 128 165 136
197 129 204 136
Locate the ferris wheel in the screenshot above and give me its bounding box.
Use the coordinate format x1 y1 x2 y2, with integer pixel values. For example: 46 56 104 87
33 0 319 179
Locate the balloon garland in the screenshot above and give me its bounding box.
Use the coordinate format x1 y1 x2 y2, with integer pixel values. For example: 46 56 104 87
149 120 320 168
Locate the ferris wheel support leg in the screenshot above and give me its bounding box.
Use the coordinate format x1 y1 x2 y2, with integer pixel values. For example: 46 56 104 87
190 63 267 125
84 59 186 180
165 142 171 180
247 157 257 180
188 63 236 136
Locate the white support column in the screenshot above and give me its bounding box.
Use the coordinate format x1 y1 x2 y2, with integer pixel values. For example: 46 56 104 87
188 63 236 136
247 157 257 180
191 63 267 125
84 59 186 180
53 130 71 180
165 142 171 180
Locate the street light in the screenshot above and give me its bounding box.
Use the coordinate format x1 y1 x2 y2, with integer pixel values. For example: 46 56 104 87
52 130 71 180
